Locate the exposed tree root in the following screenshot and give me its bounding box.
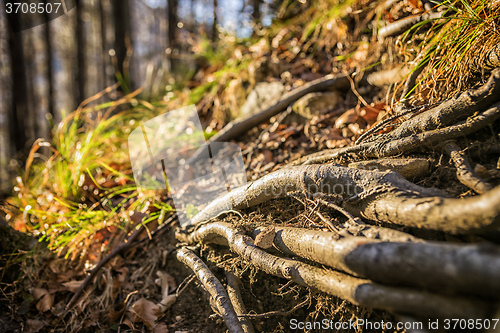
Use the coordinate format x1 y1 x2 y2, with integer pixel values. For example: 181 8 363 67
176 223 496 319
226 271 255 333
176 247 245 333
443 141 493 194
191 164 500 233
251 225 500 297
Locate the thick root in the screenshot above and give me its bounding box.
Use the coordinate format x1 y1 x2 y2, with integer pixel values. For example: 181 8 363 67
252 225 500 297
176 223 495 319
191 164 500 234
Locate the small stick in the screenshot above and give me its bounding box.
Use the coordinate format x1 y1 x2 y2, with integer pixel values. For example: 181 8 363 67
443 141 492 194
66 224 145 310
225 272 255 333
238 296 310 319
176 247 244 333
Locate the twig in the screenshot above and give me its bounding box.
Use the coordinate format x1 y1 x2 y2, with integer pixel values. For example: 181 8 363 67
66 224 146 310
225 272 255 333
66 215 176 310
176 247 244 333
238 296 310 319
378 10 445 40
176 223 494 319
443 142 493 194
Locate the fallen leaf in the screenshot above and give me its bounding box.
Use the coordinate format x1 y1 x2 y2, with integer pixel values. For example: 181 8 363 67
25 319 46 333
33 288 53 312
130 298 163 330
62 280 84 293
335 109 358 128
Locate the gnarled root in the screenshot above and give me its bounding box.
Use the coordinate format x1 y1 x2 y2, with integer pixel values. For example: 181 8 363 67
252 225 500 297
176 247 244 333
176 223 496 319
443 141 493 194
191 164 500 234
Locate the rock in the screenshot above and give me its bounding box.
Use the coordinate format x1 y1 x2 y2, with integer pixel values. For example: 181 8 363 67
240 81 285 117
292 91 342 119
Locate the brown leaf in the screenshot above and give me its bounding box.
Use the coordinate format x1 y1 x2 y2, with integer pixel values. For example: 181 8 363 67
130 298 163 330
25 319 46 333
335 109 358 128
154 323 169 333
33 288 53 312
62 280 84 293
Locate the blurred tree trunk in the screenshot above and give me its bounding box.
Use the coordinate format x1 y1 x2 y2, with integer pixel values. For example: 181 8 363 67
99 0 112 89
212 0 218 41
75 0 86 104
252 0 262 27
6 13 28 152
112 0 131 89
43 14 55 122
167 0 178 69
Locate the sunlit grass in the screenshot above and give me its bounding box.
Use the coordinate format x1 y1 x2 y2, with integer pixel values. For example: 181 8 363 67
401 0 500 100
2 85 174 259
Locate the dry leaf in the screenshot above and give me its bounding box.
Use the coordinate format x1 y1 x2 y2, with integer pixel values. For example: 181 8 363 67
33 288 53 312
130 298 163 330
62 280 84 293
25 319 46 333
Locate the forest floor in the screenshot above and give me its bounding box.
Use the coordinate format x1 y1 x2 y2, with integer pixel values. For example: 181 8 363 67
2 0 500 332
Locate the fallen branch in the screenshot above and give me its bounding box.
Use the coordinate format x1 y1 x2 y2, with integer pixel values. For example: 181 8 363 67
176 223 494 319
225 271 255 333
443 141 492 194
252 225 500 297
208 74 349 143
177 247 244 333
190 164 500 234
378 10 445 40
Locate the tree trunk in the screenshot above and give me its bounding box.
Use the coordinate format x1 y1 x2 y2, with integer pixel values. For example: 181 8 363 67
6 12 28 152
112 0 131 89
167 0 178 69
43 14 55 123
75 0 86 104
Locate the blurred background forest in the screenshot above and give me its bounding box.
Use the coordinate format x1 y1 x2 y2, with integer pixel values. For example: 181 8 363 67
0 0 279 195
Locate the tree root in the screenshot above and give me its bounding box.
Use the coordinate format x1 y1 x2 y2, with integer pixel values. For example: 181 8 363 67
251 225 500 297
190 164 500 233
443 141 493 194
176 247 244 333
176 223 495 319
225 271 255 333
299 68 500 164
